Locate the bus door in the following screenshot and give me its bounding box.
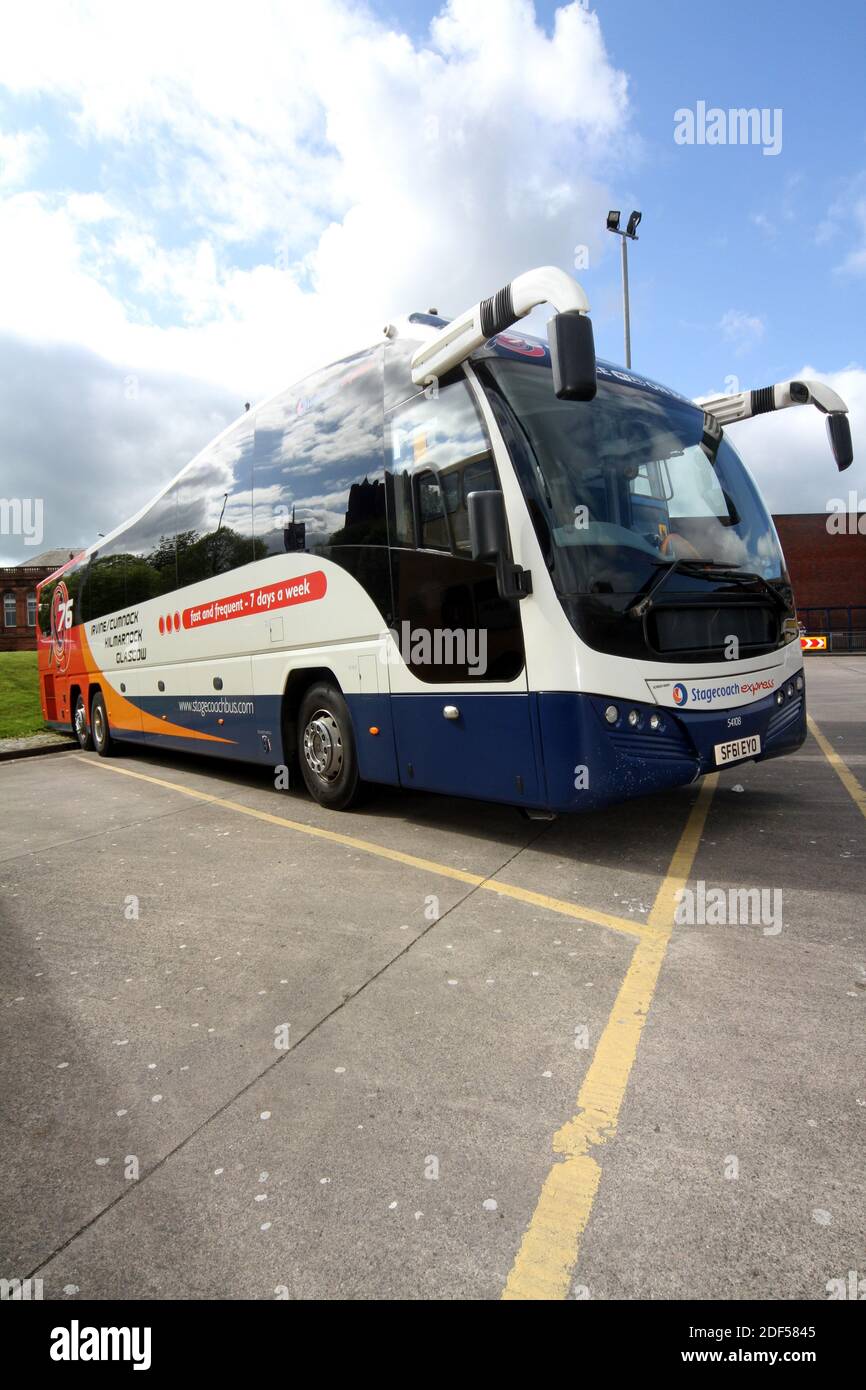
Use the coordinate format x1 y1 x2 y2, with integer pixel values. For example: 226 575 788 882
384 369 541 805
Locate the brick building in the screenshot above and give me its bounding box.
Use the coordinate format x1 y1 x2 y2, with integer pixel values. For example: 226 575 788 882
1 549 77 652
773 514 866 634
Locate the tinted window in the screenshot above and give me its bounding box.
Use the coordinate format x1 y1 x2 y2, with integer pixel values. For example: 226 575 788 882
123 489 179 606
252 347 385 556
176 415 259 588
481 358 787 600
80 535 128 622
388 375 496 551
385 372 525 684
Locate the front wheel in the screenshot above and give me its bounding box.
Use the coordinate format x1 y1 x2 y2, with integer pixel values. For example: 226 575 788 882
90 691 113 757
297 682 366 810
73 693 93 751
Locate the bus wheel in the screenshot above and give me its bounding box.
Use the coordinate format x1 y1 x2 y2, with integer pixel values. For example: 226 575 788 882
297 682 365 811
73 693 93 751
90 692 113 757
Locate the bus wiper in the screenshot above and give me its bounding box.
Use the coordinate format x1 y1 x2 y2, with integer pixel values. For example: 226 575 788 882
686 563 789 613
628 559 786 619
628 558 688 618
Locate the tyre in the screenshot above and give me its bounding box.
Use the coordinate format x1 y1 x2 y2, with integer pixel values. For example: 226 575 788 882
296 682 366 810
90 691 113 757
73 693 93 750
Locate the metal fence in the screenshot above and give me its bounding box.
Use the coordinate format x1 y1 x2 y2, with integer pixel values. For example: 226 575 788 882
798 607 866 653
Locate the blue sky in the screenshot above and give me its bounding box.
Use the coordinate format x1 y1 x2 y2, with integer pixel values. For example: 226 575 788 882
0 0 864 562
379 0 866 391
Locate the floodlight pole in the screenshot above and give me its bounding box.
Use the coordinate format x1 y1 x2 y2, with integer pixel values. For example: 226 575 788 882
607 211 641 369
619 234 632 369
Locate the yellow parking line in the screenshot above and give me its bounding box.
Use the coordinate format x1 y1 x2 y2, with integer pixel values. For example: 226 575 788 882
501 773 718 1301
807 714 866 822
71 756 646 940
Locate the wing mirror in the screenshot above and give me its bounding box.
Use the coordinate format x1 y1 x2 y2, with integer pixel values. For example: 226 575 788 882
827 412 854 471
549 311 597 402
468 490 532 600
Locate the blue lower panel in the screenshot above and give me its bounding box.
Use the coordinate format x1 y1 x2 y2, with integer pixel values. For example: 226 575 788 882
389 692 542 804
134 694 285 764
103 684 806 814
538 688 807 813
343 695 400 785
120 692 402 786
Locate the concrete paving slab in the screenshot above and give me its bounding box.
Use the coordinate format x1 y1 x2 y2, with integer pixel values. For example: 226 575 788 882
0 655 863 1301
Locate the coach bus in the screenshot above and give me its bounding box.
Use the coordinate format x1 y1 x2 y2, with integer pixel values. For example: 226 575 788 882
37 266 853 813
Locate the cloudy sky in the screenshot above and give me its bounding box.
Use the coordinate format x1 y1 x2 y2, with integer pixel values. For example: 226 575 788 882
1 0 864 563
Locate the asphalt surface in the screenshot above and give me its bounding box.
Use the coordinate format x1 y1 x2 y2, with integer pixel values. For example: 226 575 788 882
0 656 863 1300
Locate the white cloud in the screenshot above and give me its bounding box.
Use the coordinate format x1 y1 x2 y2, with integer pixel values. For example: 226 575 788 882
719 308 765 355
0 0 637 558
0 127 46 187
814 171 866 274
0 0 630 402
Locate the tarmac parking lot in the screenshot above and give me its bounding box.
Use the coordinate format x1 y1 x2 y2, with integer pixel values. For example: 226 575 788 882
1 656 864 1301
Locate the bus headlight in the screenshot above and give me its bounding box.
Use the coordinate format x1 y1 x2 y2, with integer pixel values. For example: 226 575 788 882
649 713 662 730
796 674 804 691
604 705 619 724
627 710 640 727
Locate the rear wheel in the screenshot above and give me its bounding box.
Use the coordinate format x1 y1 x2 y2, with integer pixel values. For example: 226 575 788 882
73 693 93 751
297 682 366 810
90 691 113 757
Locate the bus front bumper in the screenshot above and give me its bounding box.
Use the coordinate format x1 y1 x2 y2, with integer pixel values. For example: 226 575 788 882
536 685 806 813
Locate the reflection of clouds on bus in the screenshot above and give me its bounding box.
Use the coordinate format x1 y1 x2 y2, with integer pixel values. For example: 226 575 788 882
252 348 384 553
251 483 349 545
391 390 489 476
175 422 253 539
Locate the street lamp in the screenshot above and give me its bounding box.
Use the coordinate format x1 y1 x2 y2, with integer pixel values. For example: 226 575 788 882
606 209 641 368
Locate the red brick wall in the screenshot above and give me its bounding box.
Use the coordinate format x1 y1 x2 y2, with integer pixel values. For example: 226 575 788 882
773 513 866 622
0 568 47 652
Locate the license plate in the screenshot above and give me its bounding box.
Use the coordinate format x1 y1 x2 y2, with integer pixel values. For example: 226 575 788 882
714 734 761 766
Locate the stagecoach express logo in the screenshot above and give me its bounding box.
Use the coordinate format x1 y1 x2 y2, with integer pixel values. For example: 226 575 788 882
648 673 779 710
49 580 73 673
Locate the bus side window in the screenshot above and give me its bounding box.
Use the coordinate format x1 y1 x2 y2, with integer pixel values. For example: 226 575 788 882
252 346 386 557
79 539 127 624
387 376 496 555
385 370 526 684
124 488 179 606
176 416 257 585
